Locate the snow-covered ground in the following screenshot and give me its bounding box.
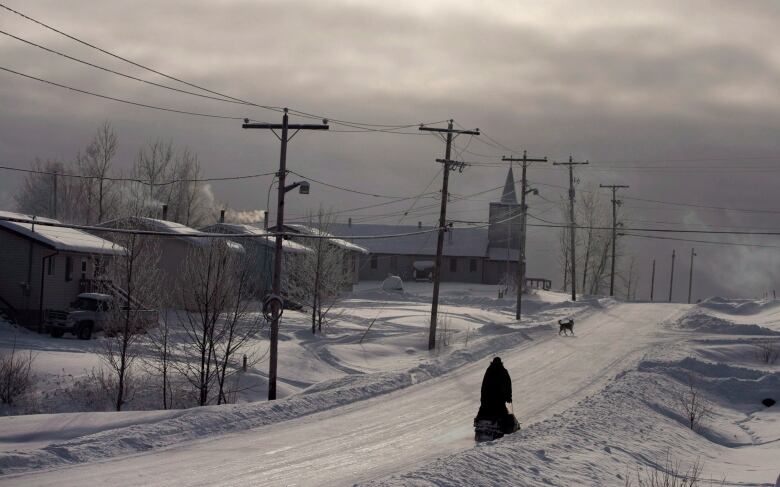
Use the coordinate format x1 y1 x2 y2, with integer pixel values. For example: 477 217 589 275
1 284 779 486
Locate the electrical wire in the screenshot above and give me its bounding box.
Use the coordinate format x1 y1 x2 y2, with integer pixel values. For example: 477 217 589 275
0 66 251 121
620 233 780 250
287 170 437 199
0 3 451 134
0 164 277 185
0 29 254 108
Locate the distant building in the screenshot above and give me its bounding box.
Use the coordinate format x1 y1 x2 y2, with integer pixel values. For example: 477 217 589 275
0 210 124 327
201 221 312 293
328 167 523 285
95 216 244 291
283 224 369 289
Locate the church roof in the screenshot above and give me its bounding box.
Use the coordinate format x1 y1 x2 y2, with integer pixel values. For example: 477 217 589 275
500 166 518 204
328 223 489 258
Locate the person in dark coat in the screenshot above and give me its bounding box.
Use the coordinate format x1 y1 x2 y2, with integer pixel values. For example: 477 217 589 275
476 357 512 421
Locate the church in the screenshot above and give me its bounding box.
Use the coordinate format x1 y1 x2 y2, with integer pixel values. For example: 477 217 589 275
328 167 523 285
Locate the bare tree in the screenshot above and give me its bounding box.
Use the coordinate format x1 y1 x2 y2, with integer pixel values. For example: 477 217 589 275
79 122 118 223
677 371 712 432
753 339 779 364
288 209 351 334
99 219 162 411
626 453 710 487
134 139 174 214
578 188 608 290
14 159 81 222
175 239 260 406
0 341 35 405
145 307 175 409
168 148 211 227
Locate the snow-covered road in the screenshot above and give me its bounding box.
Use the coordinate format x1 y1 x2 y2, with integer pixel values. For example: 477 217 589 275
1 302 689 486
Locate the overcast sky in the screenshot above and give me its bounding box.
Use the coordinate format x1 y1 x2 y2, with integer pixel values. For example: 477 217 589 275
2 0 780 300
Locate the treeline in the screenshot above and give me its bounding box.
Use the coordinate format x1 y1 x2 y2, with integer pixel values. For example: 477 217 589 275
13 122 216 227
557 184 640 299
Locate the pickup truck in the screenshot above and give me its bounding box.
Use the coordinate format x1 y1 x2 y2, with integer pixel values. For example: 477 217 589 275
47 293 157 340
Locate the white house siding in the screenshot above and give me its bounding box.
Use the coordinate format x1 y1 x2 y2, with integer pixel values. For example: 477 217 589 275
0 228 104 326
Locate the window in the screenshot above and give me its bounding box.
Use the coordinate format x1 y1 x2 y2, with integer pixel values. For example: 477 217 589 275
470 258 477 273
65 256 73 282
370 254 378 269
81 259 87 279
47 256 55 276
449 257 457 272
390 256 398 271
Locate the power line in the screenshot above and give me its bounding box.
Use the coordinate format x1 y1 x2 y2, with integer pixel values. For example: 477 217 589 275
0 2 280 110
287 170 437 199
0 164 277 185
622 195 780 215
0 3 451 134
0 66 250 121
620 232 780 250
0 29 255 108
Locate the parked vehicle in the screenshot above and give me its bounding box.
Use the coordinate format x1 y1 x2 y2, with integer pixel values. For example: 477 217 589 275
46 293 157 340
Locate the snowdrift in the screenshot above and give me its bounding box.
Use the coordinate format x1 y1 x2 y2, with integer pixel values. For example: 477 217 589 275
673 311 780 335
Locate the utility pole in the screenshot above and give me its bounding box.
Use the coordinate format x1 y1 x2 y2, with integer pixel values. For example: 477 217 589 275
419 120 479 350
553 156 589 301
650 259 656 302
599 184 629 297
669 249 676 303
502 151 547 321
52 170 58 220
687 248 697 304
243 108 328 400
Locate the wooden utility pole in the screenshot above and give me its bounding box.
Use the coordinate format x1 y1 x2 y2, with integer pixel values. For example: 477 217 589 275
502 151 547 321
687 248 697 304
52 170 58 220
669 249 676 303
650 259 656 301
419 120 479 350
243 108 328 400
553 156 589 301
599 184 629 297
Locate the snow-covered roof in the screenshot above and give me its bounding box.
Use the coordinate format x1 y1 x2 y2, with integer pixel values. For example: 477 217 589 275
201 223 312 254
0 210 124 256
98 217 243 251
327 223 488 258
286 224 369 254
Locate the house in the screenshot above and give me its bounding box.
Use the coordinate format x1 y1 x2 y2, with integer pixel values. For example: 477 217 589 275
0 210 124 328
282 224 369 289
200 221 312 294
328 167 524 285
95 216 244 291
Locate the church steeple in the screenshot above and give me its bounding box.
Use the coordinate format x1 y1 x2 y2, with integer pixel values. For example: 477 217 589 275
500 165 518 205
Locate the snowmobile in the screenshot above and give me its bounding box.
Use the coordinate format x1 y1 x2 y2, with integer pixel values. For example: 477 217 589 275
474 403 521 442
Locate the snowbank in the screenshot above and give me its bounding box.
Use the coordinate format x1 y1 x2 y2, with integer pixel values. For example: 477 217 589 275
698 296 780 316
673 311 780 336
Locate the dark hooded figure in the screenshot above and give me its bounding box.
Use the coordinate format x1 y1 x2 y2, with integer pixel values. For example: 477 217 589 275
476 357 512 420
